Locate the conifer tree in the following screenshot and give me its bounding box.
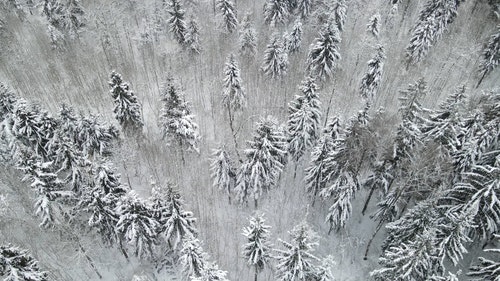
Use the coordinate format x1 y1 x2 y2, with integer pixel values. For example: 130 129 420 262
274 222 320 281
239 17 257 58
185 17 201 54
262 34 289 79
210 146 235 203
166 0 188 45
406 0 464 64
109 71 144 137
0 83 16 121
332 0 348 32
74 114 119 158
162 186 197 250
51 136 88 193
115 191 159 259
468 234 500 280
307 21 341 80
216 0 238 33
477 25 499 87
304 117 341 203
179 234 207 279
264 0 289 27
222 54 246 112
242 214 272 281
159 77 200 153
285 20 302 54
367 14 381 37
297 0 313 20
234 116 287 207
360 45 386 102
191 262 229 281
0 245 48 281
287 77 321 162
63 0 85 38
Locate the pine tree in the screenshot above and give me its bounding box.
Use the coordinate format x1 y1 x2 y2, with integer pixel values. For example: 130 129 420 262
468 234 500 281
216 0 238 34
191 262 229 281
179 234 207 279
0 245 48 281
210 146 235 203
477 25 499 87
367 14 381 37
274 222 320 281
297 0 313 20
287 77 321 162
304 117 341 203
0 83 16 122
162 187 196 250
222 54 246 112
51 136 88 193
360 45 386 102
159 77 200 153
234 116 287 207
261 34 289 79
74 114 119 158
115 191 159 259
307 22 341 80
406 0 464 64
285 20 302 54
109 71 143 137
264 0 289 27
185 17 201 54
331 0 348 32
63 0 85 38
166 0 188 45
239 13 258 58
242 214 272 281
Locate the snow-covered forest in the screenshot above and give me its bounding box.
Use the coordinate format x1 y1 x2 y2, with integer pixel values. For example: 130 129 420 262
0 0 499 280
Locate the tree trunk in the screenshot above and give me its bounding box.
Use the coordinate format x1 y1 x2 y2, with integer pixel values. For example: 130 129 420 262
361 185 376 215
476 71 487 88
227 106 243 162
254 266 258 281
363 219 385 260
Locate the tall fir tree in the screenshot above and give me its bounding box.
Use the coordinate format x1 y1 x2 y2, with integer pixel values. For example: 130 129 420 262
239 13 257 58
264 0 289 27
234 116 287 207
222 54 246 112
179 234 207 279
191 262 229 281
185 16 201 54
360 45 386 102
284 20 303 54
216 0 238 33
287 77 321 162
331 0 348 32
262 33 289 79
166 0 188 45
406 0 464 63
159 77 201 153
366 14 381 38
307 21 341 80
242 214 272 281
477 25 499 87
274 222 320 281
210 146 235 203
162 186 197 250
0 245 48 281
297 0 313 20
109 71 144 137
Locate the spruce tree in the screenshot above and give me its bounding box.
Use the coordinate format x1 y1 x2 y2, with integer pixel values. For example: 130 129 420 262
222 54 246 112
307 21 341 80
477 25 499 87
263 0 289 27
179 234 207 279
51 136 88 193
0 245 48 281
366 14 381 37
234 116 287 207
210 146 235 203
287 77 321 162
242 214 272 281
468 234 500 281
239 13 258 58
360 45 386 102
297 0 313 20
216 0 238 34
332 0 348 32
74 114 119 158
185 17 201 54
261 33 289 79
159 77 200 153
162 186 197 250
115 191 159 259
109 71 144 137
406 0 464 64
166 0 188 45
274 222 320 281
285 20 302 54
63 0 85 38
192 262 229 281
304 117 341 203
